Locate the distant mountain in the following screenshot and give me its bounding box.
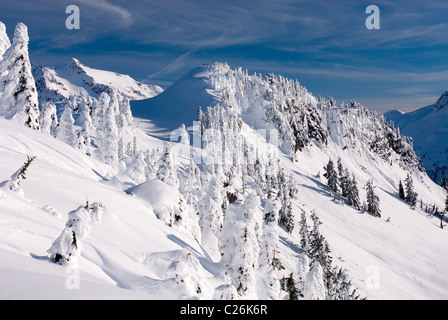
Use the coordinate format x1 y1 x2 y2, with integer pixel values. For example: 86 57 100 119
384 91 448 183
32 58 163 108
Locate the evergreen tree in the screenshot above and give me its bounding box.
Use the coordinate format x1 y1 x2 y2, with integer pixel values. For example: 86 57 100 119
298 209 310 252
75 122 92 156
156 144 178 187
39 101 58 135
1 155 37 192
404 173 418 207
0 23 40 130
366 179 381 217
441 177 448 191
57 106 75 147
284 273 299 300
323 159 339 194
398 180 405 200
347 174 361 210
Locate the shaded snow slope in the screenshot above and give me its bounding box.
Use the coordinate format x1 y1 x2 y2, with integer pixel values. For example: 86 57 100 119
131 66 221 133
384 92 448 183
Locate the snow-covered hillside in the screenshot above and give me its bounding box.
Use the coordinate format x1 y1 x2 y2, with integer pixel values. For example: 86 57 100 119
1 22 447 300
384 91 448 184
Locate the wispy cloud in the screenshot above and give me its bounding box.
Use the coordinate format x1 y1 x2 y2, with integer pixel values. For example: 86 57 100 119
77 0 132 28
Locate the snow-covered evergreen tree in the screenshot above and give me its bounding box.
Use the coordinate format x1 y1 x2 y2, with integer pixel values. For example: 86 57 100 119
57 106 75 147
399 179 405 200
323 159 339 194
257 199 282 300
39 101 58 136
47 201 104 264
366 179 381 217
198 175 225 261
0 22 11 58
346 173 361 210
221 194 262 298
74 124 92 156
156 144 178 187
405 173 418 207
299 209 310 252
441 177 447 191
0 155 36 193
94 94 119 167
0 22 40 130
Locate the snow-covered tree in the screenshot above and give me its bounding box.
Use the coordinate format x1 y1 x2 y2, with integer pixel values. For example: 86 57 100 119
441 177 447 191
257 199 282 299
278 169 295 233
259 199 281 267
0 22 11 58
323 159 339 194
404 173 418 207
346 173 361 210
296 253 309 298
221 194 262 298
304 262 326 300
366 179 381 217
47 201 104 264
398 180 405 200
57 106 75 147
75 119 92 156
0 155 36 193
328 266 361 300
198 175 225 261
94 94 119 166
299 209 310 252
156 144 178 187
39 101 58 135
0 22 40 130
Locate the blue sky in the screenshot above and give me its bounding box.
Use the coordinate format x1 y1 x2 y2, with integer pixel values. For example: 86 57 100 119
1 0 447 113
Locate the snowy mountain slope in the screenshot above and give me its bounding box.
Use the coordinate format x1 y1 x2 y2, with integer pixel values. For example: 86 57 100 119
1 59 448 300
0 22 446 300
32 58 163 108
384 91 448 183
0 118 215 299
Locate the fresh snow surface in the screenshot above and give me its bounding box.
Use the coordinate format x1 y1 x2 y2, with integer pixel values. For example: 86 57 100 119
131 66 219 135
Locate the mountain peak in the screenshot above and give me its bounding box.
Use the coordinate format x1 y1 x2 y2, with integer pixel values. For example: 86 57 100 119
432 90 448 113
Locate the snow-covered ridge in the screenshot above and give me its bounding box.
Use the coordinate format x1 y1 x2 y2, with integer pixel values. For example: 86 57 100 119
134 62 423 174
32 57 163 108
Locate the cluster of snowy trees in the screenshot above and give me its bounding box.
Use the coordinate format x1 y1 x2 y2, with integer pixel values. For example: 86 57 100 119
322 158 382 217
291 209 362 300
323 158 361 210
204 63 423 172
